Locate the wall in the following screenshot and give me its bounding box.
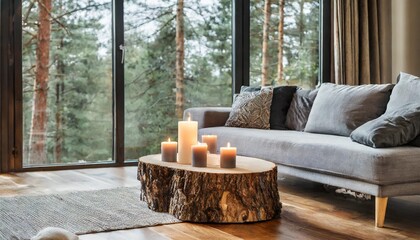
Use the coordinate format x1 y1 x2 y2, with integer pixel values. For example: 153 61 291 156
392 0 420 81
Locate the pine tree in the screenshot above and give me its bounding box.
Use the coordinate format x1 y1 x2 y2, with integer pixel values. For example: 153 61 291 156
277 0 285 85
261 0 272 86
28 0 53 164
175 0 185 119
23 0 113 164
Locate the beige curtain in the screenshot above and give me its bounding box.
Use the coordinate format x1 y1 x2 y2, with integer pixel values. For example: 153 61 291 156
332 0 392 85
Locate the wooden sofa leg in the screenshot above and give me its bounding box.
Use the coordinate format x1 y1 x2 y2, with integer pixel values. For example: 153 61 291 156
375 197 388 227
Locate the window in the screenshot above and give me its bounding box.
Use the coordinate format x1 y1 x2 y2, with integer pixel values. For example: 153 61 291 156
0 0 327 172
124 0 232 160
15 0 232 167
22 1 113 166
250 0 319 89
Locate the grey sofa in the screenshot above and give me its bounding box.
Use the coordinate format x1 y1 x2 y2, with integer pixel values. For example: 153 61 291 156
185 107 420 228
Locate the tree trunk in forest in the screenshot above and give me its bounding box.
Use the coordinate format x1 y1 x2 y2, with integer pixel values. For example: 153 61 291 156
28 0 53 164
299 0 304 47
54 82 64 163
277 0 285 85
261 0 271 87
54 1 64 163
175 0 185 119
298 0 305 85
54 38 65 163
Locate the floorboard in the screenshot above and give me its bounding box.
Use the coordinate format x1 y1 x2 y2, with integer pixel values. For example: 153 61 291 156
1 166 419 240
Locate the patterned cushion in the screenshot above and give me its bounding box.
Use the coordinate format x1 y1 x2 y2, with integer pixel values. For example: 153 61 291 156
241 86 297 130
225 88 273 129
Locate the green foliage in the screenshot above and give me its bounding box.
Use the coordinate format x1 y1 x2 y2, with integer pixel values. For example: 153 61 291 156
250 0 319 89
124 12 178 158
23 0 113 164
124 0 232 160
22 0 319 164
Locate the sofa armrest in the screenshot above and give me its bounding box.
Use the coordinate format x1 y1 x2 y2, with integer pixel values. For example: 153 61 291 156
184 107 231 129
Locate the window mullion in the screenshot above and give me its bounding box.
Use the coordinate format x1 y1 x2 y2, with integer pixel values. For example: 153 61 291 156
0 0 21 173
112 0 125 165
320 0 331 84
232 0 250 95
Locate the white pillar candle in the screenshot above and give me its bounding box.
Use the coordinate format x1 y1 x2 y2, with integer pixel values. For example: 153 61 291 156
192 143 208 167
220 142 236 168
178 115 198 164
201 135 217 154
207 153 219 166
161 138 177 162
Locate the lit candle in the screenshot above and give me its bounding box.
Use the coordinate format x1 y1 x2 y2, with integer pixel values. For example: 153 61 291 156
178 114 198 164
192 143 208 167
220 142 236 168
161 138 177 162
202 135 217 154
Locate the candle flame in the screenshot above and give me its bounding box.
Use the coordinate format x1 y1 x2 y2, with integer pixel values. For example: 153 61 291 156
187 112 191 121
168 138 171 142
227 142 230 147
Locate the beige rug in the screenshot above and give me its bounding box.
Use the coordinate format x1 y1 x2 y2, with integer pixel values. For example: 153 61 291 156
0 187 180 240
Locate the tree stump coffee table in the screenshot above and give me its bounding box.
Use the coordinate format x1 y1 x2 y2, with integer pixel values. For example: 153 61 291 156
137 154 281 223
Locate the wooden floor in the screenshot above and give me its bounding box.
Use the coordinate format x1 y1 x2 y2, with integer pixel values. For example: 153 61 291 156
1 167 420 240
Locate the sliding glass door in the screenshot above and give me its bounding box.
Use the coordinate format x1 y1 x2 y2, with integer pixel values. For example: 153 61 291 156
123 0 232 161
19 0 233 167
1 0 325 170
22 0 113 166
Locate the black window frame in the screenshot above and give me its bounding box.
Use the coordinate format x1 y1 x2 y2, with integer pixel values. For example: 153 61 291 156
0 0 330 173
1 0 22 172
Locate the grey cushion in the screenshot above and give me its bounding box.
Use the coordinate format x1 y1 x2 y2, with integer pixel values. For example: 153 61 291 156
351 104 420 148
199 127 420 185
410 136 420 147
184 107 231 129
241 85 297 130
305 83 394 136
225 87 273 129
386 72 420 147
285 88 319 131
386 72 420 113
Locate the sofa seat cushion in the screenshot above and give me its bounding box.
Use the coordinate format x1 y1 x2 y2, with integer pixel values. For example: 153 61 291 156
199 127 420 185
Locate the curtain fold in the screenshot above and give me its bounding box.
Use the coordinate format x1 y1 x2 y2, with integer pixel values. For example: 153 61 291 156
332 0 392 85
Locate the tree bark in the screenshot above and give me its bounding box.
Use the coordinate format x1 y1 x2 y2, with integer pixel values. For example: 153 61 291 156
29 0 53 164
277 0 285 85
261 0 272 87
138 155 282 223
175 0 185 119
